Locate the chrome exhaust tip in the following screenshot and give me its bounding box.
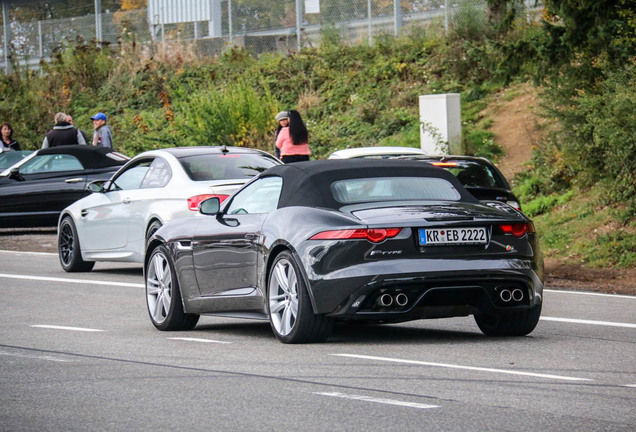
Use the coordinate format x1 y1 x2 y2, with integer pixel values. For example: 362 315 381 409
512 289 524 302
395 293 408 307
378 293 394 307
499 289 512 302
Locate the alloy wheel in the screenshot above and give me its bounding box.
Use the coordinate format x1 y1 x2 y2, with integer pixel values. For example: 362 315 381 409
268 258 299 336
58 222 75 266
146 251 173 325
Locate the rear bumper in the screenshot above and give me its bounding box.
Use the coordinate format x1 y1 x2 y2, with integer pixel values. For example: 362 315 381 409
305 258 543 320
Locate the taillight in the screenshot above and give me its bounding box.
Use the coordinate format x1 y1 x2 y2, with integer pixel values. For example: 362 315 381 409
187 194 229 211
431 162 458 167
309 228 402 243
499 223 535 237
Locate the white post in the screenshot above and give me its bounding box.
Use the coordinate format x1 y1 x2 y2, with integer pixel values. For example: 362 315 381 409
94 0 102 45
228 0 233 43
38 20 43 59
367 0 372 45
295 0 302 50
208 0 222 37
394 0 401 36
2 0 11 74
419 94 462 155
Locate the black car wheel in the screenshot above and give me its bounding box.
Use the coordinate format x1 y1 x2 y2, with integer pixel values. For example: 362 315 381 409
267 251 333 343
58 216 95 272
145 220 162 240
475 304 542 336
146 245 199 331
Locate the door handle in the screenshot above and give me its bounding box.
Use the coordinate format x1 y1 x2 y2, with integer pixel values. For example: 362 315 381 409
65 178 84 183
81 209 88 217
122 198 132 204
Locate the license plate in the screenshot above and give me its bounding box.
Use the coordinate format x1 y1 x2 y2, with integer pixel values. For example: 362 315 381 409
418 227 487 246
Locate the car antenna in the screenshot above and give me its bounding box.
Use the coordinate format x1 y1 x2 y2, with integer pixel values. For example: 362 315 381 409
221 145 229 154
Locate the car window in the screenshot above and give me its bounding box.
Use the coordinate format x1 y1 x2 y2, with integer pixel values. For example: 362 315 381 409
179 153 280 181
140 157 172 188
331 176 462 204
445 162 507 189
19 154 84 174
111 160 153 191
226 176 283 215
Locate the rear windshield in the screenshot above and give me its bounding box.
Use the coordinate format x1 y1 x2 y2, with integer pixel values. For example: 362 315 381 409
440 161 508 189
331 177 462 204
179 153 279 181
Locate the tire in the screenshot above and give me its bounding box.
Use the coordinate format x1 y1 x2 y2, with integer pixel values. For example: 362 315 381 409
58 216 95 272
267 251 333 343
475 304 542 336
146 220 162 240
146 245 199 331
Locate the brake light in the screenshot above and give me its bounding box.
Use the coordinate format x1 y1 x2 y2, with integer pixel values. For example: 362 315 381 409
310 228 402 243
499 223 535 237
187 194 229 211
431 162 458 167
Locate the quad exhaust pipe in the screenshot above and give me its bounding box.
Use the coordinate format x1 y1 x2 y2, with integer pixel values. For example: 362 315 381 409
376 292 409 308
499 288 524 303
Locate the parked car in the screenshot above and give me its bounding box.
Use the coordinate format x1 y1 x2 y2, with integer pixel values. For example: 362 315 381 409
0 150 34 171
327 146 428 159
394 155 522 210
0 146 129 228
58 146 281 272
144 159 543 343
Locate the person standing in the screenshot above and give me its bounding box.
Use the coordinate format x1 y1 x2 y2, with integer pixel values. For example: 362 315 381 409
42 112 87 148
90 112 113 148
275 109 310 164
273 111 289 159
0 122 20 152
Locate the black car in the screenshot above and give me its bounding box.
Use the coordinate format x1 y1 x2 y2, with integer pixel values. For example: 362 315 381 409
145 159 543 343
394 155 522 210
0 145 129 227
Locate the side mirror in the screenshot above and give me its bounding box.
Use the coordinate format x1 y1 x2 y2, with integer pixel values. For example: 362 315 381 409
87 180 107 193
9 167 23 181
199 197 220 215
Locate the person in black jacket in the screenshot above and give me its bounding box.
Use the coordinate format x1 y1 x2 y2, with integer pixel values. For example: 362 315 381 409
0 122 20 152
41 112 87 148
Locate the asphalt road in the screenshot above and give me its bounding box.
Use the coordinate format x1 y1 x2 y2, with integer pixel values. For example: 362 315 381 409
1 249 635 431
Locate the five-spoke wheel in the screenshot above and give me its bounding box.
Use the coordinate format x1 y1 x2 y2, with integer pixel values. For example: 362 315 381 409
146 245 199 331
267 251 333 343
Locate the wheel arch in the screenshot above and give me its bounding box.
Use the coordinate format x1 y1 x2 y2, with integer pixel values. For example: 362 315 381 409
265 242 319 314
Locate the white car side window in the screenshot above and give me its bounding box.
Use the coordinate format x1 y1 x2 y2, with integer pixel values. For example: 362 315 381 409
226 177 282 215
111 159 153 191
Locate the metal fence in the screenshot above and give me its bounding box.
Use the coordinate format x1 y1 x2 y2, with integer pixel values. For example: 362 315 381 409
1 0 541 73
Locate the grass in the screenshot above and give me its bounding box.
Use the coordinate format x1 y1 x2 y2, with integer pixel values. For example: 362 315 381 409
530 185 636 268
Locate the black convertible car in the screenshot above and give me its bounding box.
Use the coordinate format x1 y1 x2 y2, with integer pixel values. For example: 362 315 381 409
145 159 543 343
0 145 129 227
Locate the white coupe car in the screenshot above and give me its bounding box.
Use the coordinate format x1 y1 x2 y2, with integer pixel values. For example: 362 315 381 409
58 146 281 272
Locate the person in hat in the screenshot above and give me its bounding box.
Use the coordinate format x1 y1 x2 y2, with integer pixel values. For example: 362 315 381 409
90 112 113 148
42 112 87 148
275 109 310 164
273 111 289 159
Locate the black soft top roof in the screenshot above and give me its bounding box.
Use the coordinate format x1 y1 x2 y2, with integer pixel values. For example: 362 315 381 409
38 145 129 169
261 159 479 209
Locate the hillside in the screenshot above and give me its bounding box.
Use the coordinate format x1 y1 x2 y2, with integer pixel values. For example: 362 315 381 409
487 85 635 294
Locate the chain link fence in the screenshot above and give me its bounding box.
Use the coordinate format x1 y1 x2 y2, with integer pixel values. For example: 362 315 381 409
2 0 541 73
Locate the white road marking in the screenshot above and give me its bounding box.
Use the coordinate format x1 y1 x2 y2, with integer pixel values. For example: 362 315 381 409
167 337 231 344
624 385 636 388
0 273 144 288
333 354 592 382
0 249 57 256
540 316 636 329
545 289 635 300
315 392 440 409
31 325 104 332
0 350 73 362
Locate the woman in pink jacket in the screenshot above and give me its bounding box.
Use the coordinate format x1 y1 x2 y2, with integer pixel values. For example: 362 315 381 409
275 110 310 163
